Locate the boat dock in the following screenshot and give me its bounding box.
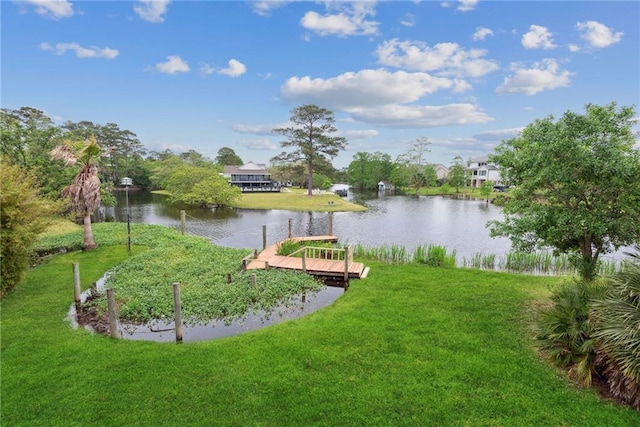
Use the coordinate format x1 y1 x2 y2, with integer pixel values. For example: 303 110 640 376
244 235 369 285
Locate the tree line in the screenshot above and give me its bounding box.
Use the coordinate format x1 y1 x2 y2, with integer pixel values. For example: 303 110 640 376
2 102 639 286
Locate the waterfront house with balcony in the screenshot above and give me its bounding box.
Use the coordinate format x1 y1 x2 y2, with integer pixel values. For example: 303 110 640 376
223 162 281 192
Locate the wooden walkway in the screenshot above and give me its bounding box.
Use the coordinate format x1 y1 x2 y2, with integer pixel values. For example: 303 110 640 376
245 235 369 281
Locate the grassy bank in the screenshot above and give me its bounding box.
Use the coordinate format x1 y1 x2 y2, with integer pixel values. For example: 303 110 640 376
2 248 636 425
232 188 367 212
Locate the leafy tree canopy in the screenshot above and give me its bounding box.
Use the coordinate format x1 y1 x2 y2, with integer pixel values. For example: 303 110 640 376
348 151 395 191
489 102 640 280
395 137 433 196
272 105 347 195
166 165 240 208
215 147 243 166
448 155 467 193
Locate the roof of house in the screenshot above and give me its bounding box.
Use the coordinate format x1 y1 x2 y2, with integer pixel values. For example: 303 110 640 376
223 162 268 175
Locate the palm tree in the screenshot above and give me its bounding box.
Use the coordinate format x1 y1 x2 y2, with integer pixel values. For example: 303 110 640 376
592 249 640 409
50 136 102 250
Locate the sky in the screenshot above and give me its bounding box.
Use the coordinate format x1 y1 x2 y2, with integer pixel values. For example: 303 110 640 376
2 0 639 168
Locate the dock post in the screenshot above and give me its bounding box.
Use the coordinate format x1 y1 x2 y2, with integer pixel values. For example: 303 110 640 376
344 245 350 281
328 212 333 236
107 288 119 338
173 282 183 343
180 210 186 235
288 218 293 238
73 263 81 310
302 250 307 273
262 225 267 250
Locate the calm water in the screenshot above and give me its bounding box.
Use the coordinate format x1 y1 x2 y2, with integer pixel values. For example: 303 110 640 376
104 190 512 261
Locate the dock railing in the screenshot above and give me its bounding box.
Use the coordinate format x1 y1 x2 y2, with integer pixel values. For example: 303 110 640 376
289 245 353 280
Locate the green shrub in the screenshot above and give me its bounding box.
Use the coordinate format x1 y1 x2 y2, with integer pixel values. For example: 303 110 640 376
0 159 58 295
592 250 640 409
536 278 607 385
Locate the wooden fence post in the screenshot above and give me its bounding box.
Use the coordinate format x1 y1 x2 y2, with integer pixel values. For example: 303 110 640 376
73 263 81 310
288 218 293 238
107 288 119 338
180 210 186 235
302 250 307 273
328 212 333 236
262 225 267 250
344 245 350 281
173 282 183 343
251 273 256 287
227 273 232 283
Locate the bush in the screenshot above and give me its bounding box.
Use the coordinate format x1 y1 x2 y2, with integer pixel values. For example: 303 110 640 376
592 250 640 409
0 159 57 295
536 278 607 385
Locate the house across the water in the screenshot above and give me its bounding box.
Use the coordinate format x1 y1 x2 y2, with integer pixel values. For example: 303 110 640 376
223 162 281 192
467 156 502 188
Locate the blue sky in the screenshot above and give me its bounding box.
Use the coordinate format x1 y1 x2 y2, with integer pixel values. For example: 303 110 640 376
2 1 638 168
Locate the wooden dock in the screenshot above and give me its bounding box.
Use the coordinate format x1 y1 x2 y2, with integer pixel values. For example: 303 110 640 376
245 235 369 282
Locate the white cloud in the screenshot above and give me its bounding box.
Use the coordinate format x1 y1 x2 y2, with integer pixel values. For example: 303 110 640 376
218 59 247 77
39 42 119 59
399 13 416 27
238 139 278 151
300 2 379 37
281 68 470 110
23 0 73 19
200 59 247 78
24 0 73 19
457 0 479 12
348 104 493 128
340 129 379 139
134 0 170 23
568 44 580 52
200 64 215 75
521 25 557 49
251 1 290 17
496 59 573 96
376 39 498 78
232 123 283 135
473 127 523 142
152 55 190 74
576 21 623 48
280 66 492 128
472 27 493 41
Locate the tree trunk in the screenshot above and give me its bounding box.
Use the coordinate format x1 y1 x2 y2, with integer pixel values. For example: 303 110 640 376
307 160 313 196
82 212 97 250
579 235 597 281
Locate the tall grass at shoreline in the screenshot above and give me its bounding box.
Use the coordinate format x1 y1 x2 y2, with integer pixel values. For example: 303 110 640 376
353 243 621 276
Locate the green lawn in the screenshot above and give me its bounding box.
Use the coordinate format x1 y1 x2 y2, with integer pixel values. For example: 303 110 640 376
2 247 637 425
232 188 367 212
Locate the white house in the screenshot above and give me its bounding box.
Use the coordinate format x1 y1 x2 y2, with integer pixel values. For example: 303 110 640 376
223 162 281 192
467 156 502 188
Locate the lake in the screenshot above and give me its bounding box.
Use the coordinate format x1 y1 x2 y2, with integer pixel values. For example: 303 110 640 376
104 190 513 262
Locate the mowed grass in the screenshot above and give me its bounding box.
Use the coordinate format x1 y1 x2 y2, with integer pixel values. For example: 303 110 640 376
2 251 637 426
232 188 367 212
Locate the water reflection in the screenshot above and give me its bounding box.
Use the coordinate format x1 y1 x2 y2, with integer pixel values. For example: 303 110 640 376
104 190 512 260
68 269 344 342
120 287 343 343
